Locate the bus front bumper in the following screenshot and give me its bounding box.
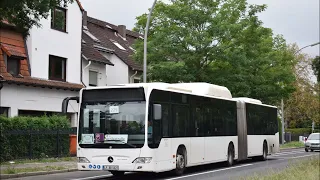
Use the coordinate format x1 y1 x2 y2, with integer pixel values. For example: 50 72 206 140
77 162 156 172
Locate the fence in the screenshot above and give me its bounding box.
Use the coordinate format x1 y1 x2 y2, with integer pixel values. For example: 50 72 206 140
1 128 77 161
284 132 310 143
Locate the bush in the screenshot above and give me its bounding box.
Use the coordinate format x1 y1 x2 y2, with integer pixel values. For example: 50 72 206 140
0 115 72 162
285 128 319 134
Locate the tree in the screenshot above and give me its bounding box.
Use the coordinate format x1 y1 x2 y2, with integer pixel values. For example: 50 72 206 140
312 56 320 82
0 0 74 33
132 0 296 105
284 47 320 128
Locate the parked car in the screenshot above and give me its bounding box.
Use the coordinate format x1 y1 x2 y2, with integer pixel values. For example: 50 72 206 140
305 133 320 152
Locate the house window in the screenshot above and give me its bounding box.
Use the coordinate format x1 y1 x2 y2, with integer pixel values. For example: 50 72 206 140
89 70 98 86
0 107 9 117
51 6 67 32
110 40 126 50
49 55 66 81
7 56 20 76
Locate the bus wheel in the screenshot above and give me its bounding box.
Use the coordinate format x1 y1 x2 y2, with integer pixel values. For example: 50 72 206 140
226 144 234 166
175 147 186 176
110 171 124 176
258 141 268 161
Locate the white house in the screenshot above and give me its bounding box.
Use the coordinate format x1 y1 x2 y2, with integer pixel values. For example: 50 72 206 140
81 12 143 87
0 0 84 127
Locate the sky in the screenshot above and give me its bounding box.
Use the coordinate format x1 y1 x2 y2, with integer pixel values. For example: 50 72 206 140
80 0 319 57
80 0 319 81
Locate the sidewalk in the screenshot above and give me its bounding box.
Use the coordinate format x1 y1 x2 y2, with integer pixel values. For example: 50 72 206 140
1 161 77 170
0 160 78 179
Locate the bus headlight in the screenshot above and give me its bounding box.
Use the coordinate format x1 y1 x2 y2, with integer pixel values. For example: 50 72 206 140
132 157 152 164
78 157 90 163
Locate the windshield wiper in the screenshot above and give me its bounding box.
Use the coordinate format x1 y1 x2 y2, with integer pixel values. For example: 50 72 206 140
80 141 137 148
80 143 111 148
106 140 137 148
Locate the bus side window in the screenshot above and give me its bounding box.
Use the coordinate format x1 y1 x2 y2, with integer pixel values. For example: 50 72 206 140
193 107 204 137
204 108 213 136
162 104 169 137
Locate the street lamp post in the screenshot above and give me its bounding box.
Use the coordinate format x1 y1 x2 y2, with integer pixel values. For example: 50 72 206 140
281 41 320 144
294 42 320 55
281 98 285 144
143 0 158 83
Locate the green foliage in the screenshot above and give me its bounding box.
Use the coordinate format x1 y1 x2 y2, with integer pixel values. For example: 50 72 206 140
131 0 296 105
280 141 304 149
284 50 320 128
240 157 319 180
0 0 74 34
312 56 320 82
0 115 71 162
286 128 314 134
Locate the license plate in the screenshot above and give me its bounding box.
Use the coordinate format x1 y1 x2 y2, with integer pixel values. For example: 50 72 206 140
103 165 119 170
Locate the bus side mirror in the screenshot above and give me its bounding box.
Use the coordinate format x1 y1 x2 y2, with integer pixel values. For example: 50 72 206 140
62 96 79 114
153 104 162 120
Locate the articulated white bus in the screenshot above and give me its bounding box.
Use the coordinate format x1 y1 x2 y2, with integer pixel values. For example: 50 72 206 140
62 82 279 177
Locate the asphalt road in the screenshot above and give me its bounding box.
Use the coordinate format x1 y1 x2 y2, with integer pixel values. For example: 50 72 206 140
9 148 319 180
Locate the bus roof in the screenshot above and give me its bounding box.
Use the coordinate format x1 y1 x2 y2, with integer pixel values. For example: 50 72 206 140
83 82 276 108
232 97 277 108
87 82 233 99
232 97 262 104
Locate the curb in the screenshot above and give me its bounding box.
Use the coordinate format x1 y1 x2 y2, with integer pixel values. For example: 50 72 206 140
0 168 78 179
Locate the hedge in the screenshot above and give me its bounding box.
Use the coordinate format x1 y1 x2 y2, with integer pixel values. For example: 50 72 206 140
285 128 320 134
0 115 72 162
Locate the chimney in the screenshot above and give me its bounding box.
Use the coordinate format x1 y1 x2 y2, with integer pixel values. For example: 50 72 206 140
83 10 87 28
118 25 126 39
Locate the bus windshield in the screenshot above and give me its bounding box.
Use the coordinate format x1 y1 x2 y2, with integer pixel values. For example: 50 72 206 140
78 88 146 149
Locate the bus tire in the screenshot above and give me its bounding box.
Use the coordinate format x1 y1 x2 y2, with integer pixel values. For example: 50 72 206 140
110 171 125 176
175 146 186 176
226 143 235 166
258 141 268 161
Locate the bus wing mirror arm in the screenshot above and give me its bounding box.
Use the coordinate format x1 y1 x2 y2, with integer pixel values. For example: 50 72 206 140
62 96 79 114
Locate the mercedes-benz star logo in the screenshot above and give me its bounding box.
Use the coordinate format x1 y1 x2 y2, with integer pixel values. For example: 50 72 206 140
108 156 114 163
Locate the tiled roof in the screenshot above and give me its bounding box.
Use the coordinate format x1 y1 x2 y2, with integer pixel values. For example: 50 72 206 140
0 75 84 90
0 28 83 91
0 28 30 77
82 30 114 65
1 43 26 58
86 17 142 39
83 16 143 71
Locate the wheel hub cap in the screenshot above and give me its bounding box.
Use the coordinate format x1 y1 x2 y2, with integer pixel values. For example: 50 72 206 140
177 155 184 168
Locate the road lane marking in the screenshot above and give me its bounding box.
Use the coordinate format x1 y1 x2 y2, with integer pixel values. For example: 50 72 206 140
70 172 134 180
276 150 305 154
272 150 305 155
164 164 254 180
70 174 113 180
283 154 318 159
271 151 306 157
